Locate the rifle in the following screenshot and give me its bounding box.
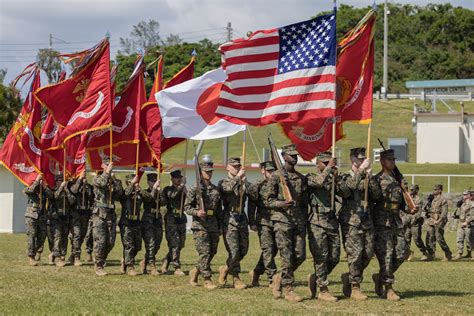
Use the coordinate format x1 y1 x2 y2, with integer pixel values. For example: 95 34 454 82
194 154 206 213
377 138 416 211
267 134 293 202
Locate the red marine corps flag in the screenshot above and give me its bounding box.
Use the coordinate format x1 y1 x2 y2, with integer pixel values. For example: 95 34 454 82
34 39 112 141
281 9 376 160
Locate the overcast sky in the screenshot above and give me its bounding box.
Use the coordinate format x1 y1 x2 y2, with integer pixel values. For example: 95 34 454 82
1 0 472 87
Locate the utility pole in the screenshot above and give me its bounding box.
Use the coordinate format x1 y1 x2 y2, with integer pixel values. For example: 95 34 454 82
49 33 53 49
382 0 388 99
223 22 232 165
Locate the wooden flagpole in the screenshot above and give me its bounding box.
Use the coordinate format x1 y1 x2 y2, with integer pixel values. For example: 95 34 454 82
63 145 67 211
108 126 113 204
238 128 247 211
133 141 140 219
363 123 372 209
179 140 189 213
331 121 336 211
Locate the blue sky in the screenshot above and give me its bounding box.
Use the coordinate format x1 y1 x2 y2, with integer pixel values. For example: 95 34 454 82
1 0 472 87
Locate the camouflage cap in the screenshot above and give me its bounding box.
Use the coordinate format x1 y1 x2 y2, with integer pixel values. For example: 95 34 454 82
380 149 395 159
146 173 157 181
281 144 298 156
227 157 241 166
350 147 366 159
125 174 136 182
410 184 419 191
170 170 183 178
433 184 443 190
316 151 332 163
463 189 470 195
259 160 275 171
200 161 214 172
101 156 110 165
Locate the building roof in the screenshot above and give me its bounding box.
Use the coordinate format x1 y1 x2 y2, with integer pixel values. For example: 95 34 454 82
405 79 474 89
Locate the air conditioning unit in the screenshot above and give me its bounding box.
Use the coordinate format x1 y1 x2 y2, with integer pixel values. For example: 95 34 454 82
388 138 409 162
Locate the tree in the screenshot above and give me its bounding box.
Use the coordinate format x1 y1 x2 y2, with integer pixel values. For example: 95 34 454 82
162 34 183 47
0 83 22 144
119 19 161 54
36 48 62 84
0 69 6 84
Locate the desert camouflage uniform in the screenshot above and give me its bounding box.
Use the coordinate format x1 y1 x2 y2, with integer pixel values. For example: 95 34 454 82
455 199 473 256
140 187 163 267
425 194 452 258
51 181 76 258
69 180 94 260
401 193 427 256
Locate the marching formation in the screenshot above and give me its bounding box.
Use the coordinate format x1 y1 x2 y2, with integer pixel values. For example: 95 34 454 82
22 142 474 303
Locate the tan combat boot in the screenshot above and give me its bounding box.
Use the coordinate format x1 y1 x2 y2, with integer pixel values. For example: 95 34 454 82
74 257 82 267
48 253 55 265
127 265 138 276
249 269 260 287
318 286 338 302
372 273 383 297
351 284 368 301
204 277 217 290
419 253 429 261
174 268 186 276
189 268 199 286
149 262 162 276
284 286 303 303
86 253 93 263
218 265 229 286
272 273 282 299
407 250 414 262
341 272 351 298
308 273 317 298
452 253 463 261
95 265 107 276
385 284 400 301
28 256 38 266
233 275 247 289
442 252 452 262
161 258 169 274
140 259 147 274
120 259 126 274
35 252 42 261
56 256 66 267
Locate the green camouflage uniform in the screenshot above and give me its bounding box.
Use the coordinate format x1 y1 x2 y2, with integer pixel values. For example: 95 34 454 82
455 197 472 255
162 185 187 269
140 186 163 266
401 193 427 255
51 181 76 258
23 180 53 258
69 180 94 259
373 172 408 285
92 172 123 268
306 166 340 287
426 193 452 257
184 179 223 278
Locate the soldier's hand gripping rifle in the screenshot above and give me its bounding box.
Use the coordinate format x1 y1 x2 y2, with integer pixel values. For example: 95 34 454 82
194 154 206 213
268 134 293 203
377 138 416 211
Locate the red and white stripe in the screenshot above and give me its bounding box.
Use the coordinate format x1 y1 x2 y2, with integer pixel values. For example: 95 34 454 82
217 29 336 126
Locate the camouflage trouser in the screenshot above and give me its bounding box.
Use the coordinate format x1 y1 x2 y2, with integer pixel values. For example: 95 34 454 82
404 221 427 254
341 225 374 284
165 220 187 269
120 224 142 266
223 224 249 276
92 215 117 267
426 224 452 256
50 218 69 258
141 221 163 264
456 226 472 254
69 214 89 258
308 224 340 287
254 224 277 281
192 229 219 278
25 216 47 257
45 219 54 254
84 219 94 255
274 222 306 287
374 227 407 285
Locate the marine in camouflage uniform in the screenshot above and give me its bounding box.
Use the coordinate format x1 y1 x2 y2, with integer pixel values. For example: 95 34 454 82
185 159 223 290
69 173 94 266
161 170 187 276
453 190 473 260
306 152 340 302
425 184 452 261
23 174 53 265
217 157 250 289
262 144 307 303
91 158 124 276
139 173 164 276
247 161 278 287
372 149 411 301
119 174 155 276
401 184 428 261
51 174 76 267
338 147 381 301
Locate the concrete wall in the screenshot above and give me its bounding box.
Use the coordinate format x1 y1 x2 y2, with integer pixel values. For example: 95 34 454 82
0 166 27 233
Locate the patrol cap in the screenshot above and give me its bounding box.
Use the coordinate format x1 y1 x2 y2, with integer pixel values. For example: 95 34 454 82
227 157 241 166
259 160 275 171
146 173 158 181
350 147 366 159
170 170 183 178
316 151 332 163
380 149 395 159
463 189 470 195
410 184 419 191
200 161 214 172
433 184 443 190
281 144 298 156
125 174 136 182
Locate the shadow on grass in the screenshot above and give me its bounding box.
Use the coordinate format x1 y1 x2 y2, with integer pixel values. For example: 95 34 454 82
402 290 471 298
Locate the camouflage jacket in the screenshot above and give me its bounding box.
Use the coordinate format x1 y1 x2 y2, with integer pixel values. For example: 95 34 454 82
184 181 223 233
306 167 339 230
23 180 53 219
338 169 381 230
70 180 94 216
141 187 163 226
402 194 423 227
247 178 273 227
162 185 187 225
218 175 250 229
427 194 449 226
92 172 123 219
458 200 473 227
51 182 77 219
262 170 308 228
373 172 406 229
120 184 155 226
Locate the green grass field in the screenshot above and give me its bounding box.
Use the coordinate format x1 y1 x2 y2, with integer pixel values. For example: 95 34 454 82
0 231 472 314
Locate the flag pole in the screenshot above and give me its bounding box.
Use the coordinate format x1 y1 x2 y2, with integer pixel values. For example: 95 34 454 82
238 128 247 212
331 0 338 211
179 140 189 213
133 141 140 219
108 125 113 204
155 161 161 219
247 127 261 163
363 123 372 209
63 145 67 212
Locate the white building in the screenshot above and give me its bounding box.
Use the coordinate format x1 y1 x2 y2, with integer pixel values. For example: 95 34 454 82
0 166 28 233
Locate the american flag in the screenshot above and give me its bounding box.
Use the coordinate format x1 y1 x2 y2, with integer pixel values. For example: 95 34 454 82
216 13 337 126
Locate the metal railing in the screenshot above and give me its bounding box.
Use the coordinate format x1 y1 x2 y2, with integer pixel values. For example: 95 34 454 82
406 174 474 193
